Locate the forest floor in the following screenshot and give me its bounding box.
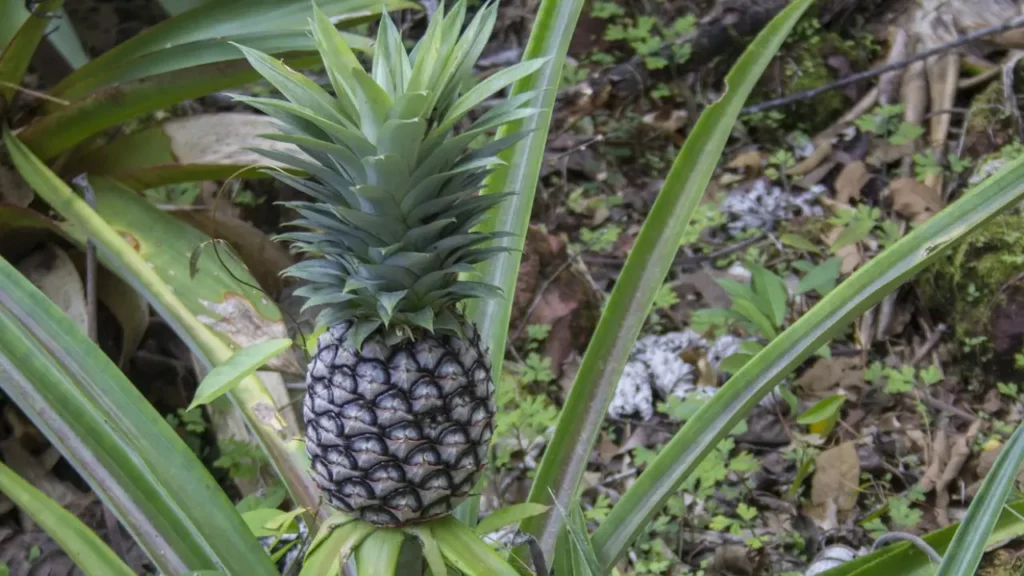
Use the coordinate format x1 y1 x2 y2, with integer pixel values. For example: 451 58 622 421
5 0 1024 575
474 1 1024 574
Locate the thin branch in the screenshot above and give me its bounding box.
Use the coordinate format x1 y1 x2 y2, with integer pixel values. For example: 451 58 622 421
73 175 98 343
583 232 766 268
742 15 1024 115
0 80 69 106
911 323 947 367
922 392 978 423
871 531 943 565
71 175 129 561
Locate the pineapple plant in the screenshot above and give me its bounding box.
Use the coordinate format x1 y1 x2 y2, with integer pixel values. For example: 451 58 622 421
235 1 543 526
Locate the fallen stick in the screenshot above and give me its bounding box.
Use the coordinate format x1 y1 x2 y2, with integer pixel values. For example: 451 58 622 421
742 15 1024 115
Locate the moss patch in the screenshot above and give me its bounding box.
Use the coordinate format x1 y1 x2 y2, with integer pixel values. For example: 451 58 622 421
918 208 1024 370
964 80 1016 158
746 16 877 137
979 549 1024 576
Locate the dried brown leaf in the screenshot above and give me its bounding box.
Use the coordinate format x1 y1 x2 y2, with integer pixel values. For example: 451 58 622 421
834 161 871 205
726 150 766 174
824 227 863 274
889 177 943 223
0 164 33 207
162 113 301 167
934 420 983 525
806 442 861 529
16 245 88 334
867 140 917 166
794 357 864 399
796 160 838 189
788 140 833 176
918 429 949 494
642 108 689 134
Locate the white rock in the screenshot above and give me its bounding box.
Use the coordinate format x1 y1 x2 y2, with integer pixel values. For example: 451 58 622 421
608 360 655 420
719 179 824 237
804 545 858 576
634 330 706 398
610 330 733 420
707 333 745 370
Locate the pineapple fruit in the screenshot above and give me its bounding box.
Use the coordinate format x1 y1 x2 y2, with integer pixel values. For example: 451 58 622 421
235 1 542 526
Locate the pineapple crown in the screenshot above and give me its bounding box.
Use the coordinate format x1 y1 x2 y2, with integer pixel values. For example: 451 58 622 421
233 1 544 345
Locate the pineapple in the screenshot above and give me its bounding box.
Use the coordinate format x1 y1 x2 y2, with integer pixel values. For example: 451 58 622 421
235 1 542 526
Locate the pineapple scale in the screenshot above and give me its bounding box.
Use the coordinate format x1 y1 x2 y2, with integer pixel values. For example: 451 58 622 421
303 322 495 526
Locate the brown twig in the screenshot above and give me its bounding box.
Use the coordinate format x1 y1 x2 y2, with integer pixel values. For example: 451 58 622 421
934 420 983 525
0 80 70 106
73 176 129 563
74 176 98 344
921 394 978 423
582 232 767 268
911 323 948 367
742 15 1024 115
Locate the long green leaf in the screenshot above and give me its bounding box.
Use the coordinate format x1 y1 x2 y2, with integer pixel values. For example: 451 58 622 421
0 461 134 576
18 55 315 160
4 129 320 528
300 520 374 576
77 177 298 373
0 258 276 575
356 530 405 576
936 422 1024 575
0 2 88 70
475 502 550 535
404 525 446 576
520 0 813 560
0 0 63 112
49 0 416 100
156 0 214 16
457 0 584 532
464 0 585 376
821 499 1024 575
431 517 520 576
590 118 1024 570
189 338 294 410
51 29 373 105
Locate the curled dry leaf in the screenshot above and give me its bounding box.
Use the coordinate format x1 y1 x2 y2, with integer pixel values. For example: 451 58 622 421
726 149 766 174
934 420 983 525
512 226 599 377
866 140 917 166
794 357 865 400
787 139 833 177
95 266 150 365
710 544 754 576
918 429 949 494
163 113 301 168
0 164 34 207
805 442 860 530
887 176 943 224
0 206 64 269
834 161 871 205
642 108 689 134
0 207 147 363
824 226 863 275
967 438 1024 497
790 356 864 397
16 245 88 334
64 251 151 365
